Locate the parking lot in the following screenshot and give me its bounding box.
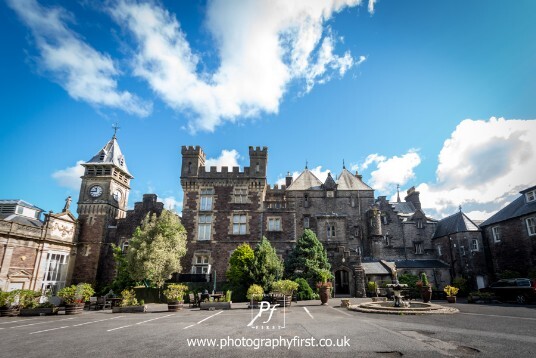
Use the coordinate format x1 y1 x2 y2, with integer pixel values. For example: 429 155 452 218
1 300 536 357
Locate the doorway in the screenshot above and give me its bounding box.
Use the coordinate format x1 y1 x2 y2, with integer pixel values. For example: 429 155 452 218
335 270 350 295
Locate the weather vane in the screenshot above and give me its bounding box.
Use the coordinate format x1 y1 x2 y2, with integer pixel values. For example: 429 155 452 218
112 123 120 137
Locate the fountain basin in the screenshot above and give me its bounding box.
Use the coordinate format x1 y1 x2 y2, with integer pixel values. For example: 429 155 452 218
348 301 458 315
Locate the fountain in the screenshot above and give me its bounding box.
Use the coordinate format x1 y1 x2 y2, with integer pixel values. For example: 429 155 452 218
348 270 458 315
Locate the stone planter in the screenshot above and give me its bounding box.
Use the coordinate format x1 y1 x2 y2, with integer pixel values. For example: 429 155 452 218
112 305 147 313
446 296 456 304
421 286 432 303
275 295 292 307
248 300 261 309
199 301 232 310
20 307 59 316
0 306 20 317
65 303 85 315
319 287 331 305
167 301 184 312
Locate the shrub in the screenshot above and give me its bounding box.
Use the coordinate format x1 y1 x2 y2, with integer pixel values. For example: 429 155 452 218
246 284 264 301
18 290 41 309
120 289 140 307
443 285 459 297
272 280 299 296
224 290 232 303
294 278 315 301
58 283 95 304
0 290 11 308
163 284 188 302
421 273 429 286
367 281 378 292
452 277 469 296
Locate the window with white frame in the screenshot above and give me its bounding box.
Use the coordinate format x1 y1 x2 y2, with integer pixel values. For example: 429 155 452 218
492 226 501 242
303 216 310 228
526 217 536 236
121 241 129 253
525 190 536 203
192 254 211 274
41 253 69 295
233 214 247 234
233 187 248 203
414 242 423 254
437 245 442 256
471 239 479 251
198 215 212 240
268 217 281 231
327 224 336 238
200 188 214 211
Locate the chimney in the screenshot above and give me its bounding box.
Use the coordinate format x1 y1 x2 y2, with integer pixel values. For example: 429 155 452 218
405 186 421 210
285 172 293 187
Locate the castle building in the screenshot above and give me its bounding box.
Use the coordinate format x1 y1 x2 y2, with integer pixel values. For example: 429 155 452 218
0 199 77 294
179 145 451 296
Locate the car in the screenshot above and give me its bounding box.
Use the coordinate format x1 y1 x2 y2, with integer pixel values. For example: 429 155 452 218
480 278 536 304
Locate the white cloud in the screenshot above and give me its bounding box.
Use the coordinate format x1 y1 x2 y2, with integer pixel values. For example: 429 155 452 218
158 196 182 211
416 117 536 219
109 0 366 132
52 160 85 190
7 0 151 117
205 150 241 170
368 0 377 15
361 150 421 192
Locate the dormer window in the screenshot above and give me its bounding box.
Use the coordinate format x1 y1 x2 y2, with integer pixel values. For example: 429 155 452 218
99 153 105 161
526 190 536 203
119 157 124 166
416 219 424 229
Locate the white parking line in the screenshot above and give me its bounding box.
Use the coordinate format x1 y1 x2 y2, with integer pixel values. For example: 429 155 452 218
72 316 124 327
303 307 314 319
11 317 75 328
30 326 70 335
0 317 41 325
183 310 223 329
107 314 175 332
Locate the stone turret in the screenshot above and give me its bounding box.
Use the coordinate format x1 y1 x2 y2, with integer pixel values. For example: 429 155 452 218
249 146 268 177
181 146 206 178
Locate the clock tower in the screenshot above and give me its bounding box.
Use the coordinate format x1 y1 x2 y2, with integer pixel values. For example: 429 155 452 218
72 133 132 286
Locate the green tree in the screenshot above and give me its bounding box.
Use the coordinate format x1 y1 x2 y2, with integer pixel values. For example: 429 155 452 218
110 244 136 292
250 237 283 292
285 229 331 285
226 243 255 288
126 210 187 288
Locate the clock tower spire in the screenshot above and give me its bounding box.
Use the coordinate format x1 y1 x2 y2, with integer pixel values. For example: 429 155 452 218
72 132 132 286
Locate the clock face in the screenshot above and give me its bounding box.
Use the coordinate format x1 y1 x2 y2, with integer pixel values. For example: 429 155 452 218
113 189 122 202
89 185 103 198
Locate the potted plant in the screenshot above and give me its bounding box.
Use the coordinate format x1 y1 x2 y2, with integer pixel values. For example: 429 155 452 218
272 280 299 307
0 290 20 317
443 285 459 303
367 281 379 300
58 283 95 314
247 284 264 308
163 284 188 312
316 269 334 306
420 273 432 303
113 289 147 313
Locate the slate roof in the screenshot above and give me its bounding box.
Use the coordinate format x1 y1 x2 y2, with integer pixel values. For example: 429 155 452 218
0 199 44 212
85 135 132 177
286 169 323 190
322 173 337 190
481 186 536 227
336 168 373 191
391 201 416 215
393 260 450 269
432 211 480 239
362 261 391 275
0 214 43 227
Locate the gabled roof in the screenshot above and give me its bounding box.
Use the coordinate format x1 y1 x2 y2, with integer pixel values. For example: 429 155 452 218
481 186 536 227
0 214 43 227
391 201 416 215
322 173 337 190
432 211 480 239
286 169 323 191
85 135 132 177
336 168 373 191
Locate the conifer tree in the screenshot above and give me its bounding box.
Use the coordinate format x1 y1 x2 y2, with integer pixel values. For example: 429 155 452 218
285 229 331 285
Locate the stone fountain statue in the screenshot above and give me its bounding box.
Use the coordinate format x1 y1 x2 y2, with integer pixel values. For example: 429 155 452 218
386 269 408 307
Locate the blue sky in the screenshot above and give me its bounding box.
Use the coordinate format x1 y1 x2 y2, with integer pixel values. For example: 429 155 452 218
1 0 535 220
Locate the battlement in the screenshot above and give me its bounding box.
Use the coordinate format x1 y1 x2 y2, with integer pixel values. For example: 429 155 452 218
249 146 268 157
181 145 206 158
267 184 287 192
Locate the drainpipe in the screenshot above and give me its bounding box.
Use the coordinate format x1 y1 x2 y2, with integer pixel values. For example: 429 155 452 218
448 236 455 283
